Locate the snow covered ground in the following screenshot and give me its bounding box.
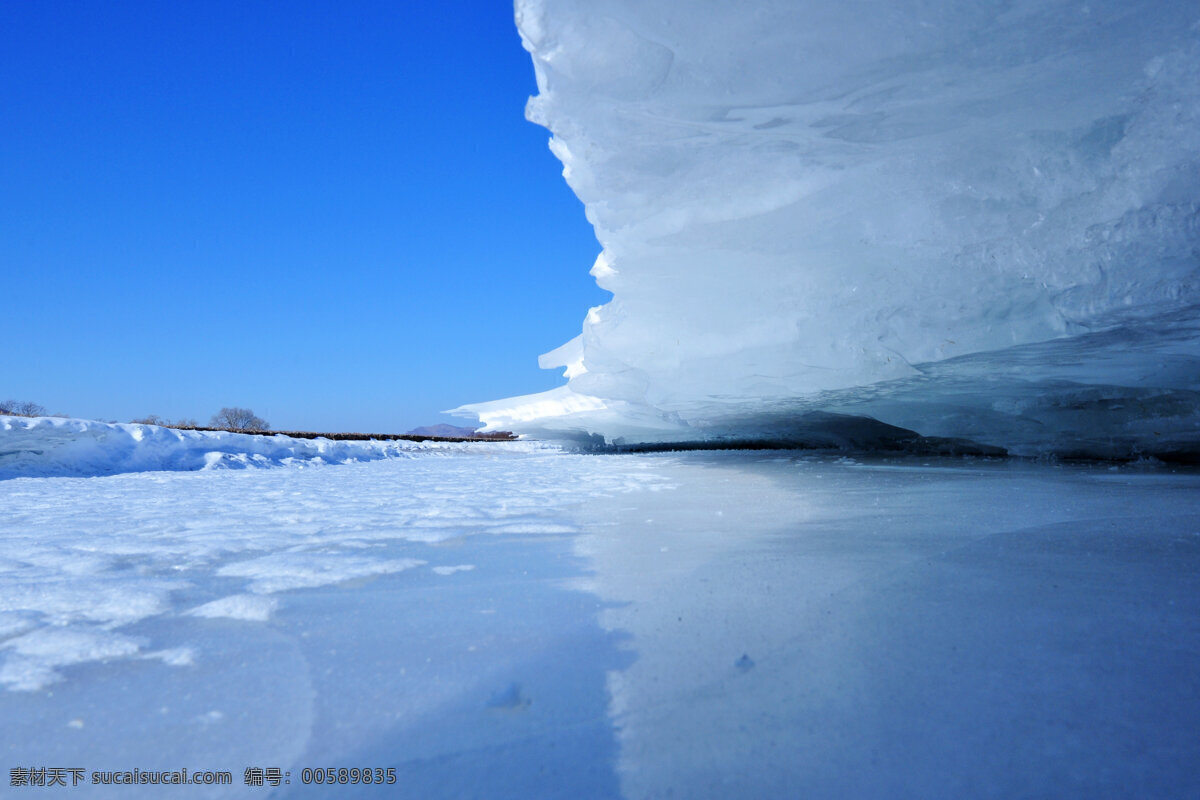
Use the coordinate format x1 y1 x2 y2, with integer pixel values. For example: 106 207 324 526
2 434 1198 797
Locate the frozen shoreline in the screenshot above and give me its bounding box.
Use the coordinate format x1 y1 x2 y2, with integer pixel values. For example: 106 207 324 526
0 416 535 480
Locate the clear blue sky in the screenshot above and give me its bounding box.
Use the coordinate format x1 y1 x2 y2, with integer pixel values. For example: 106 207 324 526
0 1 607 432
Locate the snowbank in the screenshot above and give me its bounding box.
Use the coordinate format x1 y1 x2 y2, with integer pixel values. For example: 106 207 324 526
458 0 1200 459
0 416 503 479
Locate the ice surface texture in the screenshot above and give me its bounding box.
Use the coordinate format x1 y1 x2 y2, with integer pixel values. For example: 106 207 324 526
0 446 664 695
459 0 1200 458
2 451 1197 796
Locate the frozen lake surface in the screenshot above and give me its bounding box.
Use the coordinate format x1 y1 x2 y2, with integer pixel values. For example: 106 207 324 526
2 447 1198 797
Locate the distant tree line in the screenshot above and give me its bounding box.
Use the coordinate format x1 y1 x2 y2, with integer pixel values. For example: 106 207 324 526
0 399 47 417
6 402 510 441
130 414 199 428
2 400 268 432
131 407 269 431
209 407 269 431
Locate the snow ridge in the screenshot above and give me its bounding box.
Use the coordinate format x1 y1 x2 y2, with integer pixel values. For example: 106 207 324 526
0 416 501 480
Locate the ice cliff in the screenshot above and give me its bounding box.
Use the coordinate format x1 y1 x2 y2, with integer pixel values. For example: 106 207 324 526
459 0 1200 458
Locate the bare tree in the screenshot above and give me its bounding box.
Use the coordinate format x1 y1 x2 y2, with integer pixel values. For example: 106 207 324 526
210 407 269 431
1 400 47 417
131 414 168 426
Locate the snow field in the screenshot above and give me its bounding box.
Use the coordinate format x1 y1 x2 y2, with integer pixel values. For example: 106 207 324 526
0 446 669 694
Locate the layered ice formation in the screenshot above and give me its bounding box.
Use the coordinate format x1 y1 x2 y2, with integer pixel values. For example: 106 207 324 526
460 0 1200 458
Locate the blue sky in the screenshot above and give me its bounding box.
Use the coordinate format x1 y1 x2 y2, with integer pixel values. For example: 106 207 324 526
0 1 607 432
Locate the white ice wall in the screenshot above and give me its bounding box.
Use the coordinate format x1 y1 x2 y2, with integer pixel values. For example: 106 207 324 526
460 0 1200 457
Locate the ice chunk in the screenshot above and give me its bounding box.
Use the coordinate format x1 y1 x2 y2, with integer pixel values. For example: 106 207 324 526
217 553 426 594
458 0 1200 459
431 565 476 576
187 595 280 622
0 626 144 691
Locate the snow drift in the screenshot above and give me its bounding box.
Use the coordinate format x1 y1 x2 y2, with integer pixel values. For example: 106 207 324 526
0 416 494 479
458 0 1200 458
